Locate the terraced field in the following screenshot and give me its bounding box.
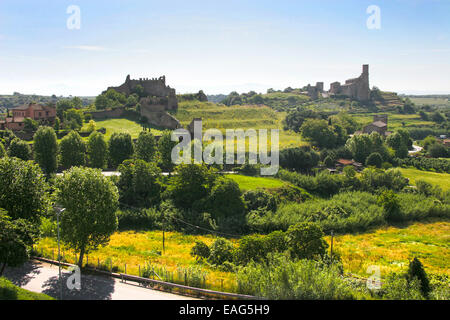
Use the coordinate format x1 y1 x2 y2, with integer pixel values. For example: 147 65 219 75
174 101 307 149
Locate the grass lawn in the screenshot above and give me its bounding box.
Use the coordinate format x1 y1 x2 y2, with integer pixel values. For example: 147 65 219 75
0 277 54 300
227 175 289 191
329 219 450 279
398 168 450 191
81 118 163 140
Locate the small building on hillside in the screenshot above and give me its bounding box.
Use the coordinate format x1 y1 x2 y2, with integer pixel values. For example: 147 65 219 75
358 114 391 137
336 159 363 171
0 103 56 131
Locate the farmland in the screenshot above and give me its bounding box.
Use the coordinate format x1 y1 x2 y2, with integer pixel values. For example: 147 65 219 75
331 219 450 278
81 118 163 140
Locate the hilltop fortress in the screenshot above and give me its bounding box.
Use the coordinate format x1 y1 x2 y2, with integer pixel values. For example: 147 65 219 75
304 64 371 102
105 75 180 129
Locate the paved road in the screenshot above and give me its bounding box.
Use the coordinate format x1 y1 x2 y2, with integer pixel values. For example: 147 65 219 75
3 260 196 300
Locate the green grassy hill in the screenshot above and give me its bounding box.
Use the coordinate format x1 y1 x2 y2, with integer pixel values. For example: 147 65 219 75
174 100 307 149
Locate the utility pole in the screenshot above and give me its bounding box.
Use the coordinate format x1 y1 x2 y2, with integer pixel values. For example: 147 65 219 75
55 206 66 301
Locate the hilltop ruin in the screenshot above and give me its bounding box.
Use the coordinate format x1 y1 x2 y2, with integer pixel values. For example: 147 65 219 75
303 65 371 102
105 75 180 129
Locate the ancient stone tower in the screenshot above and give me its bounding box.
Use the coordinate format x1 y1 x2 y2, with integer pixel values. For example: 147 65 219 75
328 64 370 102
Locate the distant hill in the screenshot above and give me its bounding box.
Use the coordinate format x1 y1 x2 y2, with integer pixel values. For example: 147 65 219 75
207 94 228 103
0 92 95 110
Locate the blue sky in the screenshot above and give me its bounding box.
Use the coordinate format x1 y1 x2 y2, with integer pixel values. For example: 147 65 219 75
0 0 449 96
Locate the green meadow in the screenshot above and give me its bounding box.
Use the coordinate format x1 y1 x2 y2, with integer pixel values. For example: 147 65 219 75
398 168 450 191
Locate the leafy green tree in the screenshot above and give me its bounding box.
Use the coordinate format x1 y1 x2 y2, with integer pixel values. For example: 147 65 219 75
33 126 58 175
135 131 157 162
428 143 448 158
54 117 60 132
164 164 216 209
23 118 38 133
56 167 119 267
117 159 162 207
407 257 431 298
0 210 38 276
87 131 108 169
346 134 372 163
366 152 383 168
108 132 134 168
431 111 445 123
158 130 177 172
285 222 328 260
94 94 109 110
0 157 48 222
56 99 74 120
71 96 83 109
300 119 337 148
279 147 320 172
207 177 244 220
324 156 335 168
7 138 31 161
59 131 86 169
208 238 234 265
64 108 84 129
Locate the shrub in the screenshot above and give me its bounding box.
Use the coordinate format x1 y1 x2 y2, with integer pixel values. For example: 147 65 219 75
7 138 31 161
407 258 431 298
366 152 383 168
285 222 328 260
208 238 234 266
242 190 277 212
190 241 210 261
236 254 358 299
380 273 424 300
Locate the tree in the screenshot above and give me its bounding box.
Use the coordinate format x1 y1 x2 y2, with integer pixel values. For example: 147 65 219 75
158 130 177 173
56 167 119 267
324 156 335 168
279 147 320 172
285 222 328 260
54 117 61 132
7 138 31 161
0 157 48 222
94 94 109 110
366 152 383 168
164 164 216 209
33 126 58 175
407 257 431 298
428 143 448 158
346 134 372 163
135 131 157 163
59 131 86 169
0 210 37 276
87 131 108 169
108 132 134 168
117 159 162 207
56 99 74 120
300 119 337 148
64 108 84 129
23 118 38 133
431 111 445 123
207 177 245 220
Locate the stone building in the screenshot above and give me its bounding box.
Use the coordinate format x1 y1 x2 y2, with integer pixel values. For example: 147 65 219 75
359 114 391 136
328 65 370 102
105 75 180 129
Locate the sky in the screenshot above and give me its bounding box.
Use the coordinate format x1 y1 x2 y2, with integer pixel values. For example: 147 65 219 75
0 0 449 96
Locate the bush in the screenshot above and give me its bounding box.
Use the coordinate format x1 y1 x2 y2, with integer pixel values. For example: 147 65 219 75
236 254 358 299
242 190 277 212
190 241 210 261
116 208 162 230
7 138 31 161
285 222 328 260
366 152 383 168
380 273 424 300
207 238 234 266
